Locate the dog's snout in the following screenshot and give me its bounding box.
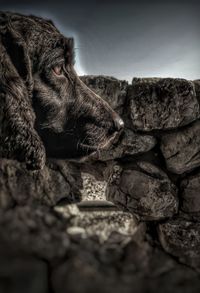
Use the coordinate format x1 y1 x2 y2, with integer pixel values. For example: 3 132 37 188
112 112 124 131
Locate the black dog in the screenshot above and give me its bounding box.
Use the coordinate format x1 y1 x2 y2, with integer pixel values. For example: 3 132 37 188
0 12 124 170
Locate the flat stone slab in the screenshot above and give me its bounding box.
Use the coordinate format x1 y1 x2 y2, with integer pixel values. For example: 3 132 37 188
128 78 199 131
158 217 200 270
106 162 178 221
81 75 128 115
67 210 140 243
161 121 200 174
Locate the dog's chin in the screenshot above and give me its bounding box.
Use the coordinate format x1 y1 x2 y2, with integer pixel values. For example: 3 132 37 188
45 131 120 161
69 130 120 162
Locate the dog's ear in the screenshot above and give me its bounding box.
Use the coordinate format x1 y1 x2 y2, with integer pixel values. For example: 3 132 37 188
0 20 46 170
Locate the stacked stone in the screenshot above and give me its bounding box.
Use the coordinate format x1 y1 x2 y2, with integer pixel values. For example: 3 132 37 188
82 75 200 272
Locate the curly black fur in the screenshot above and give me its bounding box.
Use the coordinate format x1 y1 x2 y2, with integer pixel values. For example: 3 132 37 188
0 12 123 170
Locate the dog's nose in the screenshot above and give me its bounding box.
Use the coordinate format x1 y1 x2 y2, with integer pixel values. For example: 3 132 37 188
112 112 124 131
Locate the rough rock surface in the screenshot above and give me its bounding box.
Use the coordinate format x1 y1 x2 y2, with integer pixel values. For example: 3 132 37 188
80 75 128 115
106 162 178 221
158 217 200 270
0 159 82 209
180 172 200 213
160 121 200 174
128 78 199 131
95 128 156 161
0 205 71 261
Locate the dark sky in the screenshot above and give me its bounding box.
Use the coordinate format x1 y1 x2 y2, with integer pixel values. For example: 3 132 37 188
1 0 200 82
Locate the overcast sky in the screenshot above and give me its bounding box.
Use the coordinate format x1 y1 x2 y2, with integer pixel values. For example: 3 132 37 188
1 0 200 82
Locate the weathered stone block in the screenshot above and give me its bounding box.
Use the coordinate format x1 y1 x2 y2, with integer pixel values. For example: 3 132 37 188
161 121 200 174
158 218 200 270
180 172 200 213
128 78 199 131
106 162 178 221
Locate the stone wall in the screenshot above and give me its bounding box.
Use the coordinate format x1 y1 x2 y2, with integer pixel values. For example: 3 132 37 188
82 75 200 270
1 75 200 293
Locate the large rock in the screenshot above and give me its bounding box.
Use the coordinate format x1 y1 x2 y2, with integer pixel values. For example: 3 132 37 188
0 159 82 209
160 120 200 174
80 75 128 115
67 210 139 243
180 172 200 213
158 217 200 270
106 162 178 221
94 128 156 161
0 205 71 261
127 78 199 131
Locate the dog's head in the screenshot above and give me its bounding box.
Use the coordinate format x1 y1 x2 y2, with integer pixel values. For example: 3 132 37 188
0 12 124 169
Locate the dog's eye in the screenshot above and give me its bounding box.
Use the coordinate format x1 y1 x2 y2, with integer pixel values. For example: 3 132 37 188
53 65 64 76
